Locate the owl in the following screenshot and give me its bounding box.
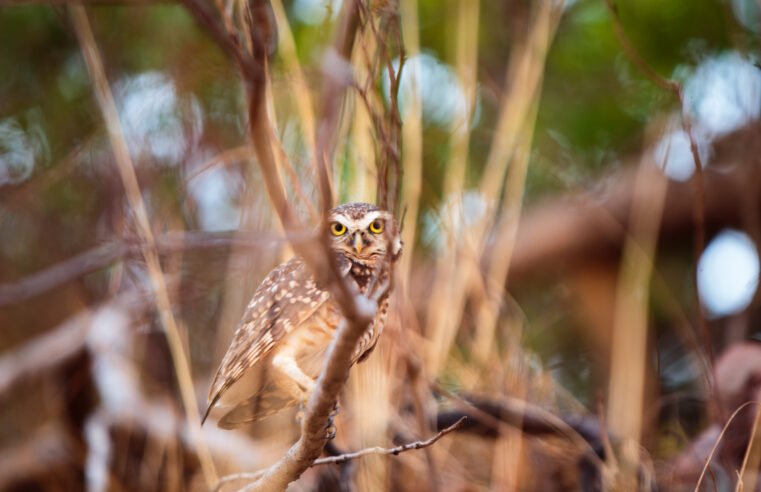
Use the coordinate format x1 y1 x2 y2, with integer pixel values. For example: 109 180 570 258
203 202 402 429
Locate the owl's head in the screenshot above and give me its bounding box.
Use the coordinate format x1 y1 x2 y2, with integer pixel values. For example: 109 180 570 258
327 202 402 262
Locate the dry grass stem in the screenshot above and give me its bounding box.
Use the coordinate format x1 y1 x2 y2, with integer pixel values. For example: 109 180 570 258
695 401 760 491
604 0 712 378
269 0 317 160
606 137 669 487
397 0 422 286
68 5 218 486
737 403 761 491
425 0 563 377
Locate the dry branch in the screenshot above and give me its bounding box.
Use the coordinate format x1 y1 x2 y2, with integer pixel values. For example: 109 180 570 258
505 122 761 284
215 417 467 491
0 230 311 307
313 416 466 465
0 242 128 307
181 1 396 490
0 305 90 397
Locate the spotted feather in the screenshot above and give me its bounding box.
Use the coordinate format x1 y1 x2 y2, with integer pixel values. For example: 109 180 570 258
203 202 402 427
203 257 329 422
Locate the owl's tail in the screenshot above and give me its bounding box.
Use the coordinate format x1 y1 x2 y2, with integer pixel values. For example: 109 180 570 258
217 385 299 429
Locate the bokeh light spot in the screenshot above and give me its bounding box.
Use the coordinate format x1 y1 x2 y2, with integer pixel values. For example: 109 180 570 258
115 71 203 166
293 0 342 25
653 126 711 182
683 52 761 137
698 229 760 317
386 53 474 127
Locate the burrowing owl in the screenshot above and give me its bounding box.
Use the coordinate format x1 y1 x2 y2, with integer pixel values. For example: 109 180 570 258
203 202 402 428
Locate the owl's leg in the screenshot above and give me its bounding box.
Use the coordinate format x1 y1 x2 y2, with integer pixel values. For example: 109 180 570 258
271 351 316 402
271 352 315 426
272 351 338 439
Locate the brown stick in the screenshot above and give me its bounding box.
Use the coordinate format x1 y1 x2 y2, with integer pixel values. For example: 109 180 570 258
312 417 466 465
181 1 390 490
313 0 361 212
214 417 467 491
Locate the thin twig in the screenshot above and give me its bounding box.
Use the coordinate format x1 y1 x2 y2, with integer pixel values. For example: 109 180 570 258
736 403 761 491
314 416 466 465
695 401 761 492
213 417 466 491
313 0 361 211
185 145 253 182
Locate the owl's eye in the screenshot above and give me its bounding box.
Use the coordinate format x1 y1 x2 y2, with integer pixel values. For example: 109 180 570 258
330 222 347 236
369 220 384 234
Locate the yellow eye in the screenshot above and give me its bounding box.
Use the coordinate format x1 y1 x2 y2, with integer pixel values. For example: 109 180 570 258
330 222 347 236
369 220 384 234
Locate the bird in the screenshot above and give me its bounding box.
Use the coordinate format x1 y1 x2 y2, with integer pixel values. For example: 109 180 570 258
203 202 402 429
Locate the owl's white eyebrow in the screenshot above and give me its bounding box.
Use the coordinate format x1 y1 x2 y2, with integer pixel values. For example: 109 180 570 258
355 211 382 229
330 214 350 225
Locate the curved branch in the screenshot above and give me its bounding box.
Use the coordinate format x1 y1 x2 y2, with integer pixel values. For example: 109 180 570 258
215 417 466 491
182 1 377 490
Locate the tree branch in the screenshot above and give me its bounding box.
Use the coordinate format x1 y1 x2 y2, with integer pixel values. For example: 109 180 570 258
314 416 466 465
213 417 466 491
181 1 389 490
0 230 312 307
505 122 761 284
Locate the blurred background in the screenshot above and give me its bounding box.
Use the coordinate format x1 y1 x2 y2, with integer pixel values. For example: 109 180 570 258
1 0 761 490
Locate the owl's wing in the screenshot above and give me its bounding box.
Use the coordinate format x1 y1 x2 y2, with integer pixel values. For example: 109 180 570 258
203 257 333 423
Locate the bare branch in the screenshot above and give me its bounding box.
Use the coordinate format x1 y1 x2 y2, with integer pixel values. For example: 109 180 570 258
214 417 466 491
0 243 128 307
242 278 391 491
505 123 761 284
313 0 361 211
181 1 394 490
0 230 315 307
314 416 466 466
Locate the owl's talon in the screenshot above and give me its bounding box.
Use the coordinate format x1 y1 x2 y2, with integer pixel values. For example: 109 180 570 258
204 204 400 429
325 417 337 440
329 402 340 418
295 399 307 424
325 426 336 440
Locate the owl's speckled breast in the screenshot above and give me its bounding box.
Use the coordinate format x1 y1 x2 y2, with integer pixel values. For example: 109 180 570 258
205 202 401 428
349 259 376 292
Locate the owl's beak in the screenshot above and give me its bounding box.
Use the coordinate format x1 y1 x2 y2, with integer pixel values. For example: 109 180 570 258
353 233 363 255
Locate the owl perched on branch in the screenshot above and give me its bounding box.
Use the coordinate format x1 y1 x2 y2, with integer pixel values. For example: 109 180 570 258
203 202 402 429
